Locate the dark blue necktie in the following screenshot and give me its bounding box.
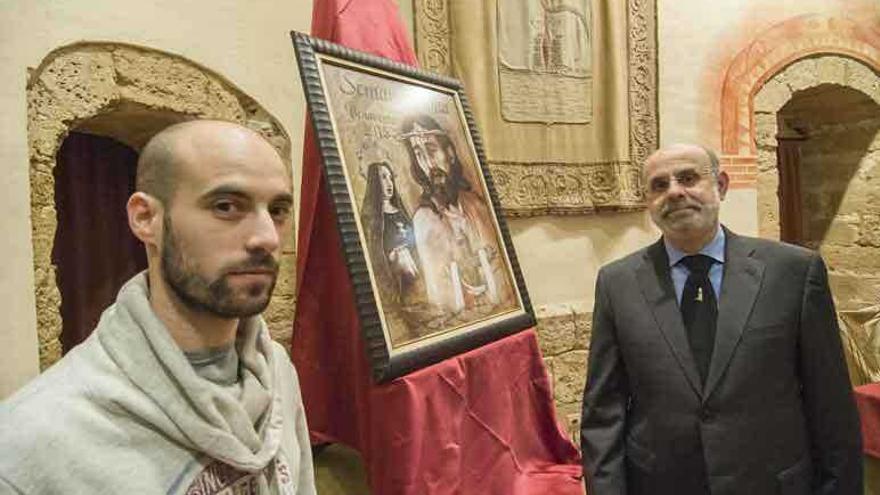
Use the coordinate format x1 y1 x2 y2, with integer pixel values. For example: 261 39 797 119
680 254 717 385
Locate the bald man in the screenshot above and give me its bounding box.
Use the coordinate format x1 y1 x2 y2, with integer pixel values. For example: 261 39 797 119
0 121 316 494
580 144 862 495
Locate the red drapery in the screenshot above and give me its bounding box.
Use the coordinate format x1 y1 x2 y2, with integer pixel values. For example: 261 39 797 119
292 0 422 457
290 2 582 493
855 383 880 459
53 132 147 352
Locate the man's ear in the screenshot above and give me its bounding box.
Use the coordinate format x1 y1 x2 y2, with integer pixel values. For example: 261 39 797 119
127 192 162 248
716 170 730 200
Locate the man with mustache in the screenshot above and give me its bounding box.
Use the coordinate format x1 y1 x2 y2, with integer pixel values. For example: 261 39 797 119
580 144 862 494
401 114 512 314
0 120 316 494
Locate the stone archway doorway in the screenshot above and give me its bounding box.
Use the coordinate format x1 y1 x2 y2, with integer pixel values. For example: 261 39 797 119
754 56 880 311
775 85 879 250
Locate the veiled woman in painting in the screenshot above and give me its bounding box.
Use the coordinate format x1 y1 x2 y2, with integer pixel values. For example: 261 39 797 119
360 161 420 304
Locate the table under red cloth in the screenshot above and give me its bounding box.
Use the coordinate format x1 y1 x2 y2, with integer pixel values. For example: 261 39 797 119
295 327 583 495
855 383 880 458
291 154 584 492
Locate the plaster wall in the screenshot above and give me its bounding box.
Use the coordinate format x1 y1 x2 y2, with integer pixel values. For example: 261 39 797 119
0 0 313 397
658 0 879 235
659 0 878 148
512 203 717 319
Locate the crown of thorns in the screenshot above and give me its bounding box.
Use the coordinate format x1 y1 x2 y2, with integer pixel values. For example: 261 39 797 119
398 122 446 141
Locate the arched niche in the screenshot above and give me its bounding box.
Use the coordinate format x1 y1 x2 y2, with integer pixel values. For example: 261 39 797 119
752 55 880 241
714 15 880 191
753 55 880 310
28 42 295 369
721 14 880 156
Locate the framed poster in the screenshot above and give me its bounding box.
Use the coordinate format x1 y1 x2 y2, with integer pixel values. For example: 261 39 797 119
292 32 536 382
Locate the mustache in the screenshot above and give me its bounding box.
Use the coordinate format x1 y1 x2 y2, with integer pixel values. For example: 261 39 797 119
661 200 700 217
223 253 279 275
429 167 448 181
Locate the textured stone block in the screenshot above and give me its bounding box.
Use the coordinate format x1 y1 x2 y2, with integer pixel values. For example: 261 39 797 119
781 57 818 93
844 58 879 99
552 350 588 406
816 56 847 86
753 113 779 148
37 49 118 119
574 311 592 351
822 216 860 246
754 79 791 113
536 311 578 357
858 213 880 248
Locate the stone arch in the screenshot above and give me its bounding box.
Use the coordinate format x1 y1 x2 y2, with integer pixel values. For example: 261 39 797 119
720 14 880 157
28 42 294 369
752 54 880 240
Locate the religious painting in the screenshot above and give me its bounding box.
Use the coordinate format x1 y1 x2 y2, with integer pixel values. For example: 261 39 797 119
413 0 657 216
497 0 593 123
292 32 535 382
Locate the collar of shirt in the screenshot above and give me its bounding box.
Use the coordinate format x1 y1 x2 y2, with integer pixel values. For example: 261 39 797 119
664 225 726 268
664 226 726 304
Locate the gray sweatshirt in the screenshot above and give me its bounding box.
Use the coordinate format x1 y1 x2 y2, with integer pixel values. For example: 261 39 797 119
0 274 316 494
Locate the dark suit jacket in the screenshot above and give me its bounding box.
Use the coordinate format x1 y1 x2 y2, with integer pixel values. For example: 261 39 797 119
580 229 862 495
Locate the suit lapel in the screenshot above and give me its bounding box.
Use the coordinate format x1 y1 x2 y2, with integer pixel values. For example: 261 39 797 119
703 229 764 401
636 240 703 399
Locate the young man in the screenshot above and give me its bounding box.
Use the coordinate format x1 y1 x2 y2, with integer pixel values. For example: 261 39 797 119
581 143 862 494
0 120 316 494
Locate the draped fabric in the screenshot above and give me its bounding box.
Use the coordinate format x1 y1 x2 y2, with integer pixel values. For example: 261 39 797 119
838 305 880 386
855 383 880 458
414 0 652 215
291 1 581 493
52 132 146 353
292 0 420 466
445 0 629 158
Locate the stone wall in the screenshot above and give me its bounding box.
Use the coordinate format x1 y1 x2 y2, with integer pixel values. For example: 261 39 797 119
753 55 880 310
754 56 880 246
534 305 592 447
782 86 880 310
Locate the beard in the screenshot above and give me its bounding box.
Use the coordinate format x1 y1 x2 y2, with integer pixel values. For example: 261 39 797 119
160 215 279 318
428 167 457 208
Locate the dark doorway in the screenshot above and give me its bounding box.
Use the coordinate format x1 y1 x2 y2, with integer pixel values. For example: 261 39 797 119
775 136 805 245
53 132 147 353
776 84 880 249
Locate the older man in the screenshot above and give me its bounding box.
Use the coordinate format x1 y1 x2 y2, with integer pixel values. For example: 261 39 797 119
580 144 862 494
0 121 316 494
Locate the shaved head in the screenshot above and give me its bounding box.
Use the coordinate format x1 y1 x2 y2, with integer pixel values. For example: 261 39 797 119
643 143 729 253
128 118 294 329
136 120 284 205
645 143 720 181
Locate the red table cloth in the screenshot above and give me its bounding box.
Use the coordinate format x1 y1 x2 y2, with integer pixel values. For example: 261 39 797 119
855 382 880 458
299 329 583 495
